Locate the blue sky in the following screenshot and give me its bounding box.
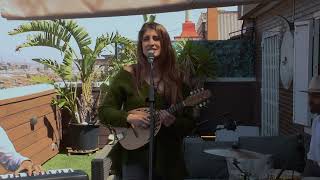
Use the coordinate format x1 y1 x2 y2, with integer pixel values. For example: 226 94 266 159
0 6 237 64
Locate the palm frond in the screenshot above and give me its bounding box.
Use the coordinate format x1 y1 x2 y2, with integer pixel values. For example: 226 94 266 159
32 57 72 80
15 32 72 52
175 40 217 87
53 20 91 57
61 48 74 80
112 34 137 61
32 58 60 73
9 20 72 45
81 33 118 81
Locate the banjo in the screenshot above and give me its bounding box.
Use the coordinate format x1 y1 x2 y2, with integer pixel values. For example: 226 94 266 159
109 88 211 150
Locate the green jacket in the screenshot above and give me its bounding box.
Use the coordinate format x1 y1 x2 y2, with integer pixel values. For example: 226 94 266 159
98 68 195 180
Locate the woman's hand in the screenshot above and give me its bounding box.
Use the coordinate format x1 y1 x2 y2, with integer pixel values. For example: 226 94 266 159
14 160 44 176
158 110 176 127
127 108 150 129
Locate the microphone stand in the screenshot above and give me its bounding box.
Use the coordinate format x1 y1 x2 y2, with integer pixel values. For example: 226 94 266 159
147 51 156 180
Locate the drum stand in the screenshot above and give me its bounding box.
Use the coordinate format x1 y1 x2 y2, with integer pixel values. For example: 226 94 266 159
232 159 251 180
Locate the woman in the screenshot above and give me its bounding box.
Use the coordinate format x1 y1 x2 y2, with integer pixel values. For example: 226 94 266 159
98 22 195 180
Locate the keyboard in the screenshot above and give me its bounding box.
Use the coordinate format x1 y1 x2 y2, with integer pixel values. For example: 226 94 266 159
0 168 88 180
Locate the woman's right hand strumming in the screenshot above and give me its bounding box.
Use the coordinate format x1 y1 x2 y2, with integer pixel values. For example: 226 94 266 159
127 108 150 128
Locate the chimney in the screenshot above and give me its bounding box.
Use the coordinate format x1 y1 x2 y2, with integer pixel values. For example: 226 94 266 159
174 10 201 40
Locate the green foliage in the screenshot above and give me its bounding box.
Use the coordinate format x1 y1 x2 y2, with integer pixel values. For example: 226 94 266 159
143 14 156 23
29 75 55 84
104 41 137 84
202 40 255 77
143 14 148 22
95 35 137 100
9 20 132 124
51 83 79 122
9 20 87 81
174 40 217 88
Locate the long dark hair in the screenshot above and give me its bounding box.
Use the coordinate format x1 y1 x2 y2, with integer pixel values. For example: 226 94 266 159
134 22 182 104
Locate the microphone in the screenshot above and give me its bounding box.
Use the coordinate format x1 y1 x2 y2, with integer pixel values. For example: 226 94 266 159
147 50 155 63
224 120 237 131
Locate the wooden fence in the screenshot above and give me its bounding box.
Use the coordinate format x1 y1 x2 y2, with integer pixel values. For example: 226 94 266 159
0 86 61 174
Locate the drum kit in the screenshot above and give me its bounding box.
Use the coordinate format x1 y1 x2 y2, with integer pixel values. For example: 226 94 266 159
204 148 265 160
203 148 272 180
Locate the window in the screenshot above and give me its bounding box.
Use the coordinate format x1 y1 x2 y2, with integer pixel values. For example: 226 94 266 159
313 18 320 76
261 29 280 136
293 20 313 126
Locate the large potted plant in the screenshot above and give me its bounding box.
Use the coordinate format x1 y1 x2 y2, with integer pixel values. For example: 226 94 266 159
9 19 133 151
174 40 217 119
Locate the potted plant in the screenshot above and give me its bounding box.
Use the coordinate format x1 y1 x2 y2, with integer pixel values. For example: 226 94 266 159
175 39 218 89
9 19 133 151
174 40 217 119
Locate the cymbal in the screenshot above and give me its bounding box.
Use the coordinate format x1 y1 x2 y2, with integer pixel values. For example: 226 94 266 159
203 148 264 159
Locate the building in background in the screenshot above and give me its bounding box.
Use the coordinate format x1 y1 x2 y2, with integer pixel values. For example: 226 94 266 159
196 8 243 40
174 10 201 40
238 0 320 137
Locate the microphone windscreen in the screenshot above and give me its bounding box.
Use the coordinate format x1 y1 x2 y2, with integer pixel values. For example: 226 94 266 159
147 50 155 58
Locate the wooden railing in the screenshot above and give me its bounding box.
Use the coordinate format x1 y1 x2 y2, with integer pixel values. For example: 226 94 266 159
0 84 61 174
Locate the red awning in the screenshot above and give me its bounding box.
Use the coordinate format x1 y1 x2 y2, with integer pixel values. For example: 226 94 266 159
0 0 267 20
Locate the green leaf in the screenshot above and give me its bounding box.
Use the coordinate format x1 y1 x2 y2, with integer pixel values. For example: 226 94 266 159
143 15 148 22
175 40 217 87
149 15 156 22
53 20 91 57
15 32 69 52
9 21 71 44
57 100 66 108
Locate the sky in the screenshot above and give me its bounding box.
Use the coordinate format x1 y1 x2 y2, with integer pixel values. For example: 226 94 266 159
0 6 237 64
